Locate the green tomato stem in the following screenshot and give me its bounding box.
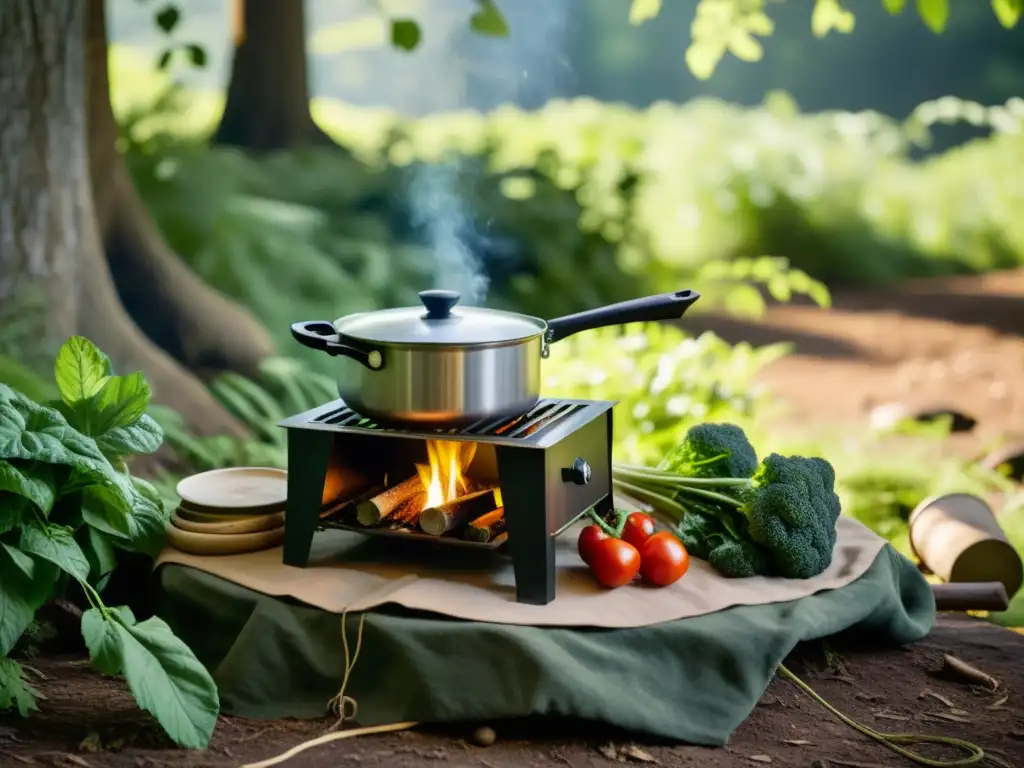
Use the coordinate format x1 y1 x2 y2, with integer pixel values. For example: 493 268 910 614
612 463 750 487
587 508 619 537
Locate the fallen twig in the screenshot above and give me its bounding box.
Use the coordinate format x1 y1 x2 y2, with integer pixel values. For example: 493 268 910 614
938 655 999 691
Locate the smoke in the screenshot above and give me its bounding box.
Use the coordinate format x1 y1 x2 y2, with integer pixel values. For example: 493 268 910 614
405 0 575 307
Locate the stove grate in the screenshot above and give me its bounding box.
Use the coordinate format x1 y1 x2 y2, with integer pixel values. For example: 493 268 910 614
312 399 586 440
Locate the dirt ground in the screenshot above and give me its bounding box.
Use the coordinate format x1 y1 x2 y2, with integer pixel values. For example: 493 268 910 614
689 268 1024 456
1 616 1021 768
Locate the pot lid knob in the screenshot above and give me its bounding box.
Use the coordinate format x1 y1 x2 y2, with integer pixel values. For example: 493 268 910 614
419 290 460 320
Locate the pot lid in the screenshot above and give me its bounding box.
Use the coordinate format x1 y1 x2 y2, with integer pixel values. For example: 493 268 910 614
334 290 546 346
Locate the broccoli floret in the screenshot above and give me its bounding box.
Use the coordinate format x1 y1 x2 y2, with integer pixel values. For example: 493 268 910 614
675 507 770 578
743 454 842 579
613 433 843 581
707 538 770 579
659 423 759 479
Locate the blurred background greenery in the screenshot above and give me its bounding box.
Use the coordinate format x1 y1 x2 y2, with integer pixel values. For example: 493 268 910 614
3 0 1024 622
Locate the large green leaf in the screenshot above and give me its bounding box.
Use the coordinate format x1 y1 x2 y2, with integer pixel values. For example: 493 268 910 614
0 542 57 655
120 476 171 557
81 607 220 749
95 413 164 459
0 384 138 518
19 520 92 582
0 657 39 717
0 460 56 515
0 493 29 535
53 336 111 406
77 525 119 584
81 485 132 538
92 372 152 435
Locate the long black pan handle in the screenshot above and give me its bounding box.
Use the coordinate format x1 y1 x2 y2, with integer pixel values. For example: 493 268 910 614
545 290 700 345
290 321 384 370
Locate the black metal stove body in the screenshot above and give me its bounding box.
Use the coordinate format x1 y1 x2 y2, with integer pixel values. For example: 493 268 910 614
278 398 617 605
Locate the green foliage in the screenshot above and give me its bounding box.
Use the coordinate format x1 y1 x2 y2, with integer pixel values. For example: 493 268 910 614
144 1 207 73
672 0 1023 80
0 336 218 749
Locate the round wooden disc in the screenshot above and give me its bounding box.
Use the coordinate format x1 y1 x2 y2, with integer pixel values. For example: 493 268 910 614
165 523 285 556
175 467 287 512
171 509 285 535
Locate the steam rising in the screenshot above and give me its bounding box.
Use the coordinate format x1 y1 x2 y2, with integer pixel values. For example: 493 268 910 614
406 0 574 306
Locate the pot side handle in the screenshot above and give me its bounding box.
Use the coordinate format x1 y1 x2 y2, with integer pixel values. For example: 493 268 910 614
290 321 384 371
545 289 701 344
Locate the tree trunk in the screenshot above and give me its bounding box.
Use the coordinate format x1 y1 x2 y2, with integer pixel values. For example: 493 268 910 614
0 0 248 438
87 0 275 380
213 0 334 151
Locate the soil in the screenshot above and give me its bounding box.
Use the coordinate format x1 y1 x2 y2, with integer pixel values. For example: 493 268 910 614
689 268 1024 457
1 616 1021 768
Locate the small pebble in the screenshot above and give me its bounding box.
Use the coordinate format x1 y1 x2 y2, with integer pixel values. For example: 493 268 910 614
472 725 496 747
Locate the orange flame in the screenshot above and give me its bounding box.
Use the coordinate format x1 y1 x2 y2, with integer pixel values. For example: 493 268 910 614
415 440 478 509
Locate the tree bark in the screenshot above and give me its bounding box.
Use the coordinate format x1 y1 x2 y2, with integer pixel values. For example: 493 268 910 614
213 0 334 151
87 0 275 379
0 0 248 438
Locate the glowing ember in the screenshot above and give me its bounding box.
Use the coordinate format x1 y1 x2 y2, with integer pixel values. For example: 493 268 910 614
416 440 478 509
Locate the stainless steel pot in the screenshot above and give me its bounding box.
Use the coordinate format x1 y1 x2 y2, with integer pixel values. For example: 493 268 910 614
291 288 700 427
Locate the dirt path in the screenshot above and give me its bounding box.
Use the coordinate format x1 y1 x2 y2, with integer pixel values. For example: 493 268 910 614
691 269 1024 454
2 617 1021 768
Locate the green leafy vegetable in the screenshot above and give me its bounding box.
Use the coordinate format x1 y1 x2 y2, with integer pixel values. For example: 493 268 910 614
0 461 56 516
53 336 112 406
19 521 92 582
0 657 40 717
0 543 57 655
81 607 219 750
0 335 216 747
613 423 842 579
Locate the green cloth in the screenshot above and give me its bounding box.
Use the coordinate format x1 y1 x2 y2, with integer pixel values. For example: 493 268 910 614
153 545 934 746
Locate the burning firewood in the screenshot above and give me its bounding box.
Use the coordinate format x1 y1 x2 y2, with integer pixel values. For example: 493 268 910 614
419 488 500 537
463 507 506 543
321 484 384 520
356 476 425 526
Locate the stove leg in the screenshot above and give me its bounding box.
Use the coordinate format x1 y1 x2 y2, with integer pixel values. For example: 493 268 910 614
283 429 332 567
495 447 555 605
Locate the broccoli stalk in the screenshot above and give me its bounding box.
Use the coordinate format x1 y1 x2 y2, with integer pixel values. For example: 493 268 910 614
611 424 842 580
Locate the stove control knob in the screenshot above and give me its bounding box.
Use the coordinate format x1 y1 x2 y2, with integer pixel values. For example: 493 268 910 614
562 457 592 486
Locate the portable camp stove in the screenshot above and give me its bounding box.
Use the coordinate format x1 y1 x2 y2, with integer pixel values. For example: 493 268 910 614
278 398 617 605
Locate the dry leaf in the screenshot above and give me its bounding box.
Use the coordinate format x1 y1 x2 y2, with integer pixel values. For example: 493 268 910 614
784 739 812 746
749 756 772 763
598 743 619 761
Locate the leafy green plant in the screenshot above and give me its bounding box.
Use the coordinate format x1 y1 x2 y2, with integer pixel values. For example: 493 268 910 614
625 0 1024 81
0 336 218 749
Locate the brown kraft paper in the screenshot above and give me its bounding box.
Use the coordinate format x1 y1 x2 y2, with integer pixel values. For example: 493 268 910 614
154 512 888 628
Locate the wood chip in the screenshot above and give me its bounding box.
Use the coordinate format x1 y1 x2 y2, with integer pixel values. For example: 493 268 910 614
783 739 812 746
939 654 999 691
621 745 658 763
748 756 772 764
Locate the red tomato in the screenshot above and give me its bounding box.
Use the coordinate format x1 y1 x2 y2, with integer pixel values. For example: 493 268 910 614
621 512 656 551
639 531 690 587
588 538 641 588
577 525 610 566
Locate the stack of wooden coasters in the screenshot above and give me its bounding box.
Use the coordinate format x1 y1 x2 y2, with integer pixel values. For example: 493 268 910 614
167 467 287 556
